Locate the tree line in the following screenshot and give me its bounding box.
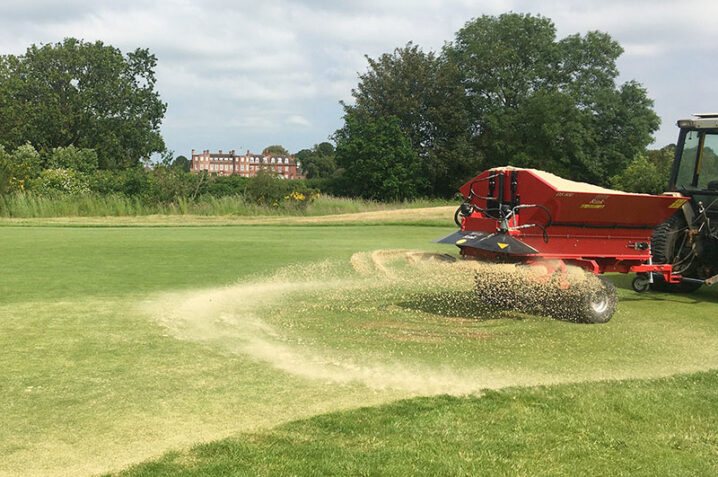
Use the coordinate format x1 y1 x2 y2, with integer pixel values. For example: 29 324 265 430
0 13 673 207
329 13 663 200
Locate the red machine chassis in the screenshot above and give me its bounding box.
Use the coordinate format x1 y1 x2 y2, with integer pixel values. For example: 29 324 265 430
440 167 687 285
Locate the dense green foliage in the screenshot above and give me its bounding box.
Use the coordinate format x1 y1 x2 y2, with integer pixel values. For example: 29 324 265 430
611 145 675 194
262 145 290 156
0 38 166 169
243 168 318 208
336 13 660 199
0 144 42 192
344 43 475 197
448 15 659 184
46 145 98 173
295 142 337 179
171 155 190 172
334 113 425 200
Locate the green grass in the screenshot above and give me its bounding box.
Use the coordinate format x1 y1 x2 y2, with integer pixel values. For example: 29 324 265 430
114 371 718 476
0 221 716 476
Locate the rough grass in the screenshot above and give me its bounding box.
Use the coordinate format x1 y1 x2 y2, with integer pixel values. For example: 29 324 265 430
1 223 716 476
0 192 453 219
0 205 455 227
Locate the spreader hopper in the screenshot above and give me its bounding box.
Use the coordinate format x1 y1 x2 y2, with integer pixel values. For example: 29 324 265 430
436 167 691 323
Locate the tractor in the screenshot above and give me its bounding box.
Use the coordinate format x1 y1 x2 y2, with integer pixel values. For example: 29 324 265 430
649 113 718 292
436 114 718 323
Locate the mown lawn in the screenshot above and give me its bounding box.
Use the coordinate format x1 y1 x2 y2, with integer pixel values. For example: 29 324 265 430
1 220 716 476
115 371 718 477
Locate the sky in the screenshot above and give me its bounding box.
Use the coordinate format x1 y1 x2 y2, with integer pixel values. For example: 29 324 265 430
0 0 716 158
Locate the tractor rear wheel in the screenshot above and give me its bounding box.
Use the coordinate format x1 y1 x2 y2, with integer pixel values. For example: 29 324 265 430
650 213 702 293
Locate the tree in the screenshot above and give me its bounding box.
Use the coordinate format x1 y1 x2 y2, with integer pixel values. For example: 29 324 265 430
30 168 90 196
0 143 42 193
610 145 674 194
334 112 425 200
171 155 191 172
262 145 289 156
0 146 11 194
348 43 476 196
47 145 98 173
315 142 334 157
445 13 659 185
294 142 336 178
0 38 167 169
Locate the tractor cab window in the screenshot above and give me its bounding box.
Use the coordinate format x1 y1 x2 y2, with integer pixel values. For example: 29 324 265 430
675 130 700 188
696 133 718 190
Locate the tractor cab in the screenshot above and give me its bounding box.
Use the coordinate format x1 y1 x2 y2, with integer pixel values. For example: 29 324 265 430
671 113 718 217
650 113 718 291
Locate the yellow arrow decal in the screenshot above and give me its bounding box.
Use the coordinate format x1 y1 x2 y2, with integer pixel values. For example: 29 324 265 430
456 239 467 244
497 242 508 249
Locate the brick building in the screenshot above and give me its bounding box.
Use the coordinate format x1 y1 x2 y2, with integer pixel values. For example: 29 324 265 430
190 149 305 179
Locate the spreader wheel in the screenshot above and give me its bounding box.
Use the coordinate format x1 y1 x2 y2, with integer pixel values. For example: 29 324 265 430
631 274 651 293
571 276 618 324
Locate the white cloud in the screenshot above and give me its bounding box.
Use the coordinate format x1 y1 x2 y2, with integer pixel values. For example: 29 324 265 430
622 43 663 58
287 115 311 127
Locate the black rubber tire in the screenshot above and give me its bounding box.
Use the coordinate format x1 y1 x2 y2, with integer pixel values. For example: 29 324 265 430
568 276 618 324
632 274 651 293
649 212 703 293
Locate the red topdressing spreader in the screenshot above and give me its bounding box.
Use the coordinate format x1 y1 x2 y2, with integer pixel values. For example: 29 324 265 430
436 167 692 323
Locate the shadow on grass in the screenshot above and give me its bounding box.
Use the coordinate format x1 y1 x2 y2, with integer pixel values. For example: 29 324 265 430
396 290 525 322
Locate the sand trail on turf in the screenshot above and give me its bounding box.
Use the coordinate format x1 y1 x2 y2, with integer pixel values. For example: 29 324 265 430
146 249 718 396
149 252 542 395
148 261 501 395
145 251 613 395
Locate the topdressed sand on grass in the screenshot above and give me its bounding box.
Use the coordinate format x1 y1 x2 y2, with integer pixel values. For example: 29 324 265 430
5 248 717 477
147 250 718 395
